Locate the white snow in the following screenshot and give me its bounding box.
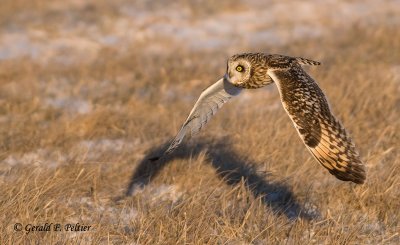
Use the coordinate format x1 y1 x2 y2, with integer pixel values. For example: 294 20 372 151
1 0 399 63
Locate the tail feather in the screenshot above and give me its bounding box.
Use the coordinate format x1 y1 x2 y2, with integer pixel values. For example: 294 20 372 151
296 57 321 66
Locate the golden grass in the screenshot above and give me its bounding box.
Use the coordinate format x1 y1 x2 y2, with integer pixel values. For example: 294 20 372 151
0 1 399 244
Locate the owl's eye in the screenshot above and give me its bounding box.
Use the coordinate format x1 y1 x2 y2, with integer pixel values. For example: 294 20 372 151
236 65 244 72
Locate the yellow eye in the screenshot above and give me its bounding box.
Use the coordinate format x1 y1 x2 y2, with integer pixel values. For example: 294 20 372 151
236 65 244 72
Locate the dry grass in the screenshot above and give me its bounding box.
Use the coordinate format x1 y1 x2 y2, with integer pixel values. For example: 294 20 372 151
0 1 399 244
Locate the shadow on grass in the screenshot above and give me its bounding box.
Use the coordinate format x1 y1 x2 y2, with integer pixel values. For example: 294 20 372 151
125 139 318 220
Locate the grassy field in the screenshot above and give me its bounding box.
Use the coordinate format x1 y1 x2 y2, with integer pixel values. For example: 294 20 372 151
0 0 399 244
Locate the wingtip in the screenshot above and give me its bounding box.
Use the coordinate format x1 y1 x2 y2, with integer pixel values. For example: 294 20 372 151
353 173 367 185
350 164 367 184
352 178 365 185
329 166 366 184
148 156 161 162
296 57 321 66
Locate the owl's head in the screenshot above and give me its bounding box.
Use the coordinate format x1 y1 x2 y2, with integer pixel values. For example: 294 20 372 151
226 53 272 89
226 55 252 87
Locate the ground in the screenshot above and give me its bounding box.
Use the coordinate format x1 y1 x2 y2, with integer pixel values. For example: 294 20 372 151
0 0 399 244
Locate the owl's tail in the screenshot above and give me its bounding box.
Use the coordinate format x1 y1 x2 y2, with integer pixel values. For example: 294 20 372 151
296 57 321 66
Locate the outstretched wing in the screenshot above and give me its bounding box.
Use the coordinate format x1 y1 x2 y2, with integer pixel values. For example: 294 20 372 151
267 67 366 184
150 77 242 161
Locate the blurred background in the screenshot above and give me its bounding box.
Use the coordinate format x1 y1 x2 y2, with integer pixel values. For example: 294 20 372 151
1 0 399 243
1 0 400 62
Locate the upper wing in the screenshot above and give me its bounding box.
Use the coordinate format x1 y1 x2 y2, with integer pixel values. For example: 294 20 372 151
150 77 242 161
267 67 366 184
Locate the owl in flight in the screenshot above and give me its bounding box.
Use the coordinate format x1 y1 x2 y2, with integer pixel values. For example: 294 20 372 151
151 53 366 184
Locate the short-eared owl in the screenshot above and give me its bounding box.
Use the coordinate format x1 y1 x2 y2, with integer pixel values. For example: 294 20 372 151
152 53 366 184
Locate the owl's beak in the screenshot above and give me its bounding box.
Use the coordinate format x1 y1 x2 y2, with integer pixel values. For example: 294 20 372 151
223 73 231 83
222 74 241 95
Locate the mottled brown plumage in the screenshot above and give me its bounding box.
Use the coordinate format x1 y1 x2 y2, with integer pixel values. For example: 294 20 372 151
152 53 366 184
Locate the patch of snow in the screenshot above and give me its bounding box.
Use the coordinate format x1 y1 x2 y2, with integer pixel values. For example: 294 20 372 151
67 196 139 235
0 32 39 60
78 139 130 152
302 202 321 219
362 221 385 234
1 0 400 63
38 77 94 114
131 184 183 203
73 138 141 161
0 31 100 64
44 97 92 114
2 148 67 168
1 138 140 169
390 65 400 82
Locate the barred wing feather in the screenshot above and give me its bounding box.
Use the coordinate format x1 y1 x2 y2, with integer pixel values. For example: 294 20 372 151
268 68 366 184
